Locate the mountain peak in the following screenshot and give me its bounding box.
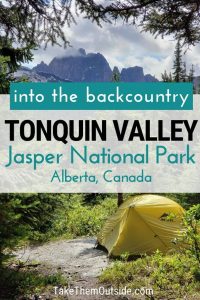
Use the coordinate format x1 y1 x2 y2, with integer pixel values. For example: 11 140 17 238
121 66 144 82
78 48 86 56
29 49 158 82
33 61 49 73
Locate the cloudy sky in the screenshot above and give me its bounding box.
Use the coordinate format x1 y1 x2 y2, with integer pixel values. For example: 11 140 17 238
29 15 200 80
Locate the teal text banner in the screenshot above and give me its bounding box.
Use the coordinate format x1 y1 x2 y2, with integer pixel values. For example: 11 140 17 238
10 82 193 110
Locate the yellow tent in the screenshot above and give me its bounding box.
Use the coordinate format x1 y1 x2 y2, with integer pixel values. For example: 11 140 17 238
98 195 185 256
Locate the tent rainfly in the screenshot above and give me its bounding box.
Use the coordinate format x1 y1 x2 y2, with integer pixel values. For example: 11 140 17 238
98 195 185 256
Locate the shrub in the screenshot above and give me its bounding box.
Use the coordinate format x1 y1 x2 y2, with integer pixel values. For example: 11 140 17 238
0 193 64 264
100 251 200 299
181 204 200 264
48 195 117 239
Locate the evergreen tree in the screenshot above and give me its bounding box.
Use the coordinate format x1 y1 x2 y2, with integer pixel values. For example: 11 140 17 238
112 66 120 82
188 64 195 93
0 38 33 93
188 64 195 82
0 56 13 93
172 40 185 82
162 70 173 82
168 72 173 82
2 0 200 50
162 41 195 86
80 0 200 46
161 70 168 82
182 62 187 82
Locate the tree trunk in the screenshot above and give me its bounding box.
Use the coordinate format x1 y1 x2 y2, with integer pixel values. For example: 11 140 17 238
117 193 123 207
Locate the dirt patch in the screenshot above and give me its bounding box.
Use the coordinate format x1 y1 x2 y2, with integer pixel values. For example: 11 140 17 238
16 238 108 279
15 238 124 300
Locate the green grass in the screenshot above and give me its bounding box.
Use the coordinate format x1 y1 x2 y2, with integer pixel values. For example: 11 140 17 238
100 251 200 299
0 265 66 299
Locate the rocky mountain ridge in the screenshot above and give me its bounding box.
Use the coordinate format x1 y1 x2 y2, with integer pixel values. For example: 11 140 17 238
18 48 158 82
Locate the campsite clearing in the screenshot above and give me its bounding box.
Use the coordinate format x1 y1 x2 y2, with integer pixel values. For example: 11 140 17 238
15 238 124 300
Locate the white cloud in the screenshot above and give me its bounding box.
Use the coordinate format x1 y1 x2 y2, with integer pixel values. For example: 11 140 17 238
27 15 200 79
